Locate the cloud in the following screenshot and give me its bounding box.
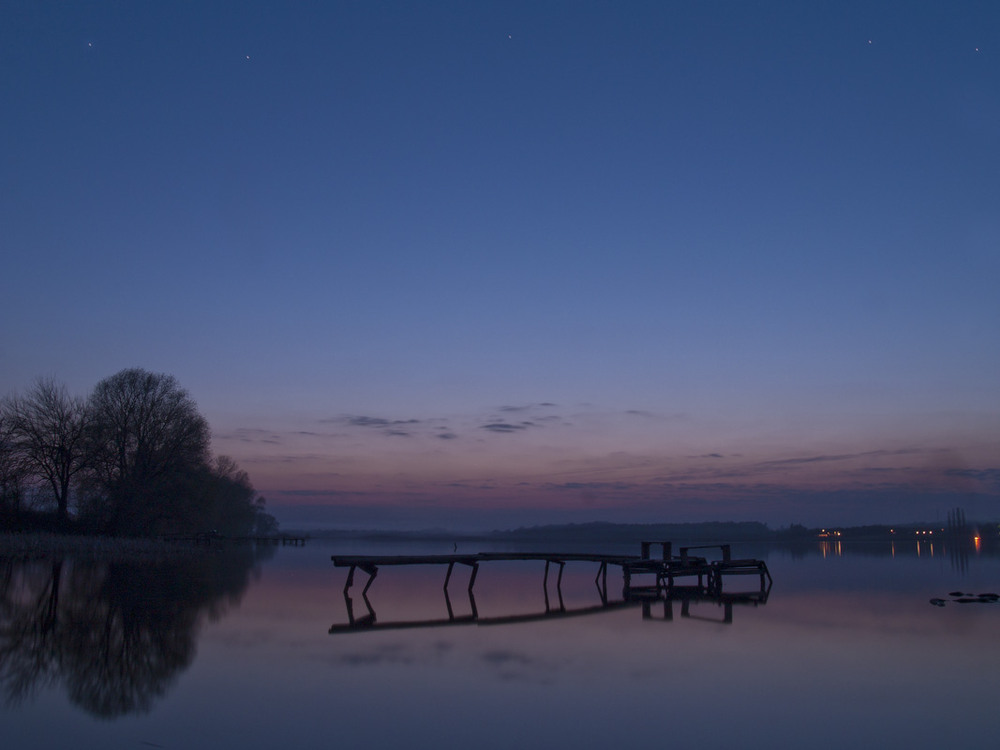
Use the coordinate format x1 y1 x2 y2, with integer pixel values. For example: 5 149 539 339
240 454 332 465
944 467 1000 490
498 402 557 413
480 422 535 433
310 414 434 438
437 432 458 440
215 428 283 445
546 481 642 491
623 409 688 421
344 415 421 428
756 448 921 469
271 489 356 497
945 468 1000 481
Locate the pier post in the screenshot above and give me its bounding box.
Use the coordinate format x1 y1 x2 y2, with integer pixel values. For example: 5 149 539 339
594 561 609 602
468 562 479 593
361 565 378 596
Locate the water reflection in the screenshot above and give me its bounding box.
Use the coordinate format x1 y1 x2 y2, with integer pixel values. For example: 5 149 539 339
0 546 270 718
3 540 1000 748
784 537 992 575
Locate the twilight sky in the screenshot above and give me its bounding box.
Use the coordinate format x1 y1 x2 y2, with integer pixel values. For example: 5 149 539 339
2 1 998 530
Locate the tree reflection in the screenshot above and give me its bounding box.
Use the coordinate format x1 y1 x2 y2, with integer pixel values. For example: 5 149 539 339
0 546 270 718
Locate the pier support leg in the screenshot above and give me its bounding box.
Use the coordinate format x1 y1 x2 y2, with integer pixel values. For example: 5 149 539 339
594 562 608 604
444 561 455 591
361 565 378 596
444 587 454 620
344 590 375 628
468 562 479 593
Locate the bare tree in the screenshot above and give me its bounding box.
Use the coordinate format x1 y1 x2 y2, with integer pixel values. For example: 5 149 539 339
83 369 210 534
4 380 88 522
0 408 26 516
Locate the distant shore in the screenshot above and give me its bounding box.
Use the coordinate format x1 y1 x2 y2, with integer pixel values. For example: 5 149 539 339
294 519 994 545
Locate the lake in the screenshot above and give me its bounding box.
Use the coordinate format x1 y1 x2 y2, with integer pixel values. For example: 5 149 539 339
2 536 999 749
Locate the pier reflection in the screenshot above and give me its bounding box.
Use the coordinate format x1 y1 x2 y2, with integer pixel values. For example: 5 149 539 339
0 547 269 718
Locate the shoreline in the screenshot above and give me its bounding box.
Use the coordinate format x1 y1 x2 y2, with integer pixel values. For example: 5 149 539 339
0 532 207 561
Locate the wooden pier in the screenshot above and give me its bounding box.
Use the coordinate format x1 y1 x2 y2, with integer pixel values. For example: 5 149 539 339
330 541 771 633
332 541 771 600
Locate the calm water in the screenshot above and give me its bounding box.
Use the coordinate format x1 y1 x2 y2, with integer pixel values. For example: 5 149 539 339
2 538 999 749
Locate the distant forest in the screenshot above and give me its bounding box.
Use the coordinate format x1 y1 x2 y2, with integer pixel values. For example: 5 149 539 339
314 517 997 546
0 369 277 537
482 519 995 544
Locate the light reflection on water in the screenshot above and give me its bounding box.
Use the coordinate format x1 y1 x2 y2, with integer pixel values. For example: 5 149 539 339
2 539 1000 749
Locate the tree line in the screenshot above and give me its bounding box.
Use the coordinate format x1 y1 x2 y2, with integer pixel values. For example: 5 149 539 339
0 368 277 537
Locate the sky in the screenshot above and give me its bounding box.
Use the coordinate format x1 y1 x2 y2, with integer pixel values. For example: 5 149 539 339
2 1 998 530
